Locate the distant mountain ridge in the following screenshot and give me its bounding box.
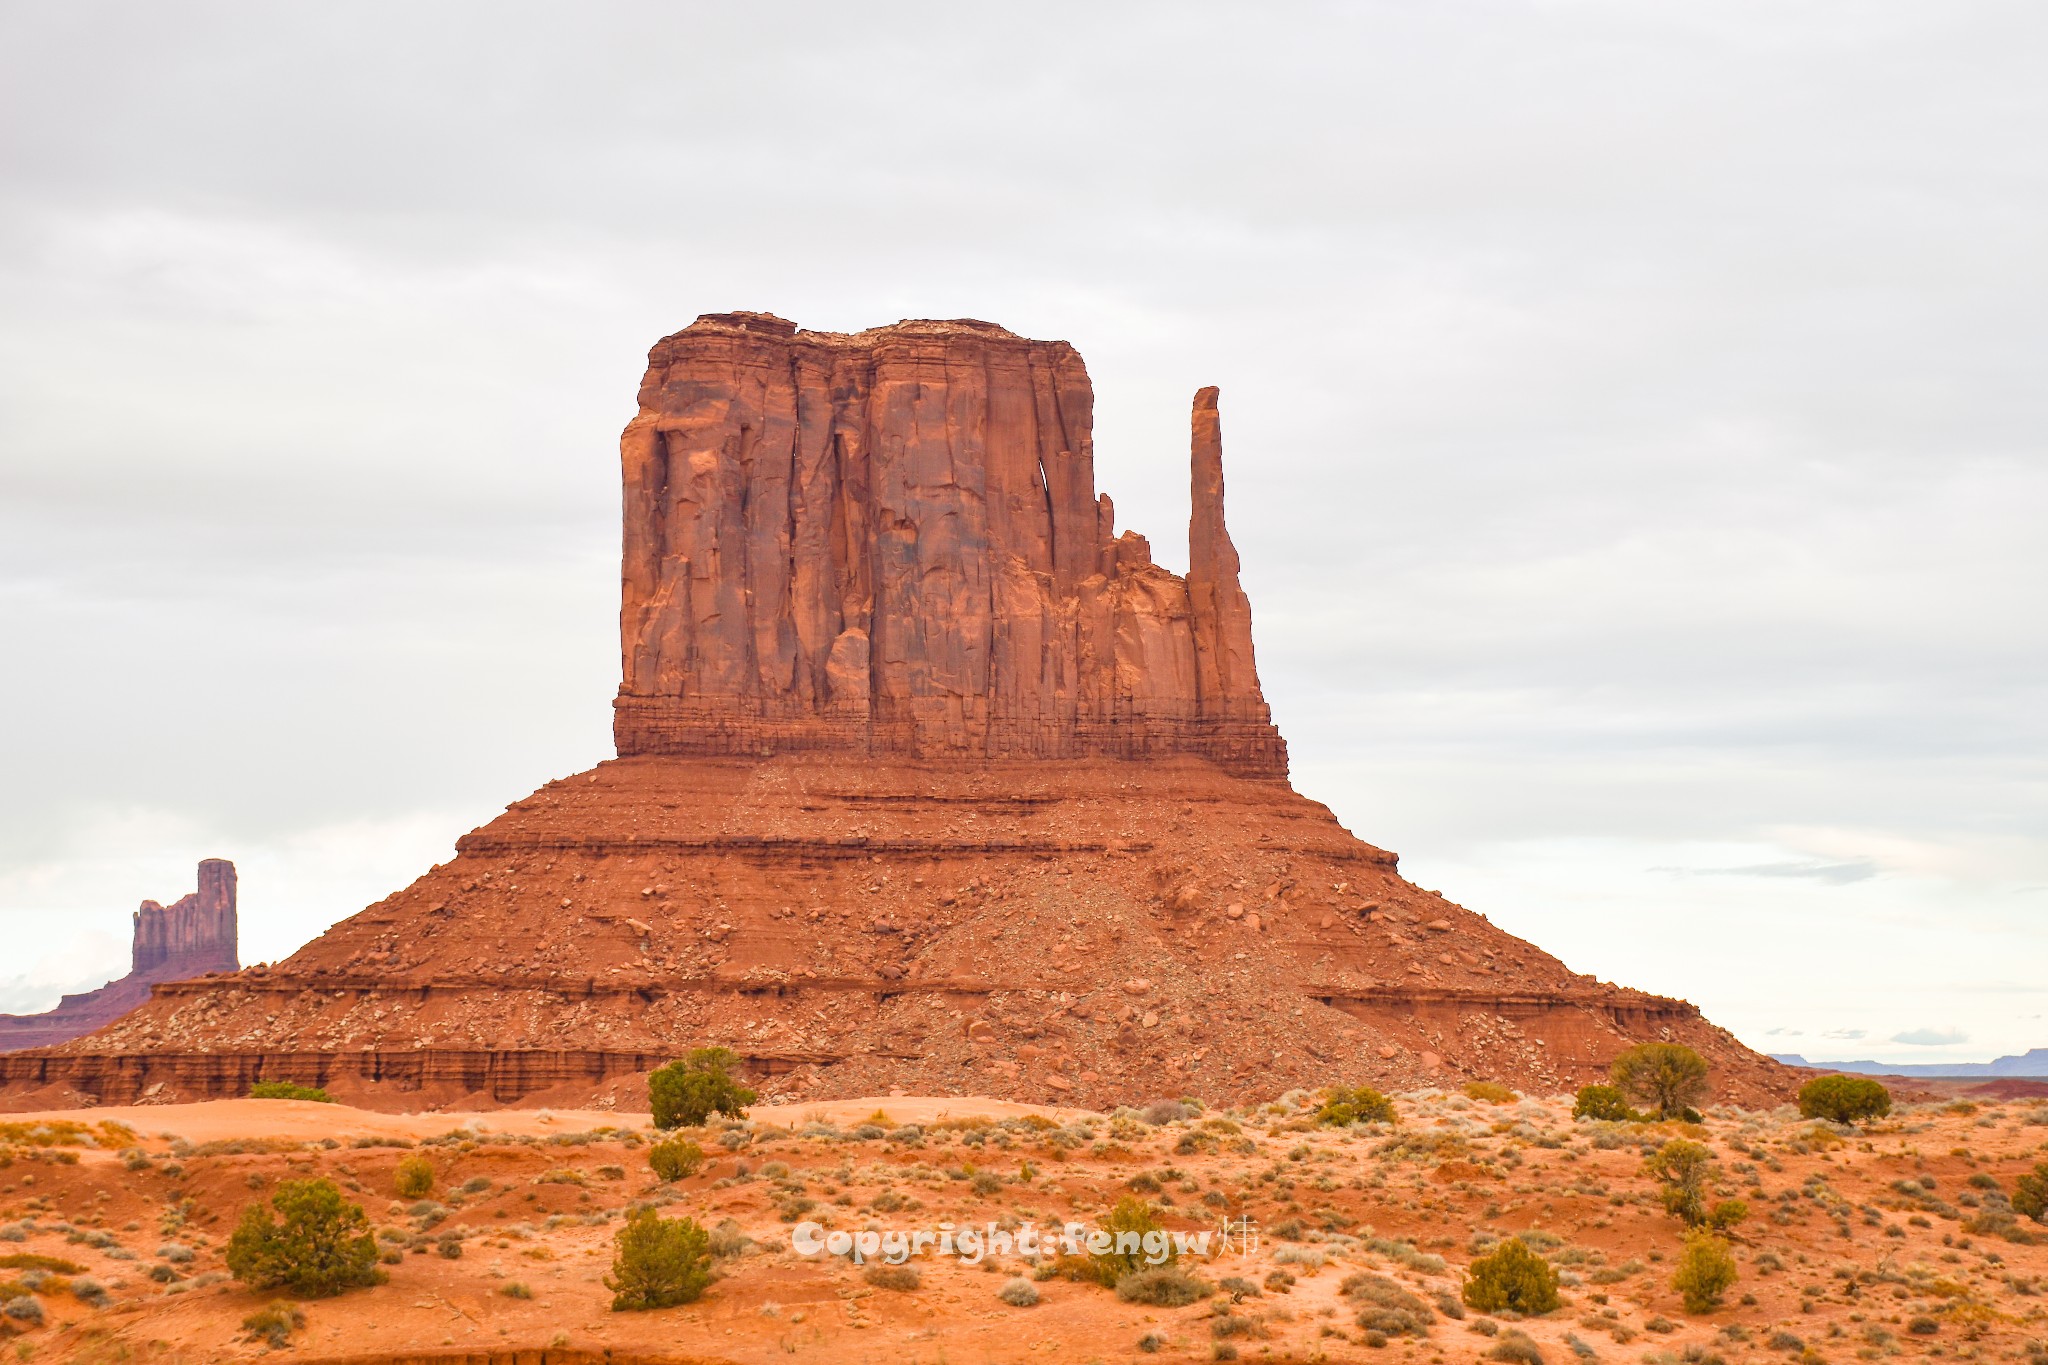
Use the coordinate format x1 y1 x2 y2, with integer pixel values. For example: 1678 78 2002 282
1770 1048 2048 1078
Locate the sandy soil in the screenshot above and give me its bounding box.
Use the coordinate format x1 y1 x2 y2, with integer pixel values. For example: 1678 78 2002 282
0 1089 2042 1364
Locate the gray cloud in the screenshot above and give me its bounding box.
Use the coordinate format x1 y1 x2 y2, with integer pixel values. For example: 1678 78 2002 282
0 2 2042 1056
1891 1028 1970 1047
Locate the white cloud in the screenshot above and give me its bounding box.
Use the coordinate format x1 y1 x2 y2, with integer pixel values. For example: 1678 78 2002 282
1891 1028 1971 1047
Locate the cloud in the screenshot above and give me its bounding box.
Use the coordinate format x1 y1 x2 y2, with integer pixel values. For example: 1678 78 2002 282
1891 1028 1970 1047
1658 861 1879 885
0 2 2042 1062
1821 1029 1868 1041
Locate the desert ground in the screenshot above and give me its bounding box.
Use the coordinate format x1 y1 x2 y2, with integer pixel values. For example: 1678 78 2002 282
0 1088 2042 1364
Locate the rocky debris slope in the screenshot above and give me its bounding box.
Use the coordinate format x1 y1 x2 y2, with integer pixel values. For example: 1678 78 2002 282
2 759 1779 1110
0 859 238 1052
615 313 1285 775
0 315 1792 1112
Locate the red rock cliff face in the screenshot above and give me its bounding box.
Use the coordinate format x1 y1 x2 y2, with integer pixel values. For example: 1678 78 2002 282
613 314 1286 776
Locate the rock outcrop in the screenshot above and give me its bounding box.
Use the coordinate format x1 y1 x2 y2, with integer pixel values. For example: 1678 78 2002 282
0 860 238 1053
0 317 1791 1112
614 314 1285 776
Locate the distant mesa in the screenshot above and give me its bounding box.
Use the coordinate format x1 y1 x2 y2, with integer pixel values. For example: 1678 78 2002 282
0 859 238 1053
1772 1048 2048 1079
0 315 1789 1111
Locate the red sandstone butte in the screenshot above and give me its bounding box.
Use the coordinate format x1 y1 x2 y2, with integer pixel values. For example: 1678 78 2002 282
613 314 1284 774
0 859 238 1052
0 316 1792 1112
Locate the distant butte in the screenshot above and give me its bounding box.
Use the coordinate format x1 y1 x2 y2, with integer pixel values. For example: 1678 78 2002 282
0 316 1790 1112
0 859 238 1053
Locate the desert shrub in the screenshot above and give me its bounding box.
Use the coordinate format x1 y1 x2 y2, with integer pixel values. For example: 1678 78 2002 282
393 1155 435 1198
1343 1271 1435 1337
1116 1266 1211 1306
1645 1139 1715 1227
0 1253 82 1274
241 1300 305 1347
649 1048 757 1129
249 1081 334 1103
2 1296 41 1325
1143 1100 1195 1125
1316 1085 1396 1127
226 1178 381 1297
1264 1268 1296 1293
647 1136 706 1182
998 1275 1039 1306
1609 1043 1708 1120
604 1207 712 1310
708 1217 750 1259
2011 1161 2048 1223
1488 1329 1546 1364
1797 1075 1891 1124
1572 1084 1637 1122
1084 1195 1177 1284
1672 1232 1738 1313
1907 1315 1939 1335
71 1274 110 1307
1219 1275 1260 1302
865 1262 921 1291
1464 1081 1518 1104
437 1233 463 1259
1461 1238 1559 1315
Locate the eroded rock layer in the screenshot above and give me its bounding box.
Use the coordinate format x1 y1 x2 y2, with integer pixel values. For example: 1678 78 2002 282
0 759 1783 1110
614 314 1285 775
0 860 238 1053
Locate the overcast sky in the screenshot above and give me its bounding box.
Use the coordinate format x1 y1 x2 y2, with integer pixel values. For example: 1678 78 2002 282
1 2 2042 1066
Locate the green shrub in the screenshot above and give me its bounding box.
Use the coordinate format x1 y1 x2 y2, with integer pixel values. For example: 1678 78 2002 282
1644 1139 1715 1227
1609 1043 1708 1120
1797 1075 1891 1124
225 1178 382 1297
647 1136 706 1182
1075 1196 1176 1286
1115 1266 1211 1306
1343 1271 1437 1336
248 1081 333 1103
1316 1085 1396 1127
1672 1231 1737 1313
1572 1084 1636 1122
648 1047 757 1130
2011 1161 2048 1223
1461 1238 1560 1315
604 1207 712 1310
241 1300 305 1347
393 1155 435 1199
1463 1081 1517 1104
